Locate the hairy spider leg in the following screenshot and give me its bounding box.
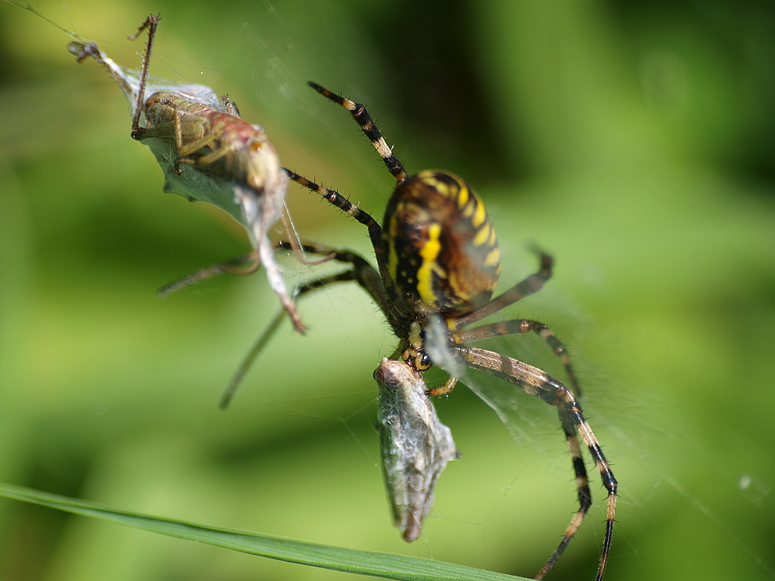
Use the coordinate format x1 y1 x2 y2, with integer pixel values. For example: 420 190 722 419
308 82 407 183
456 346 617 581
283 170 396 303
217 241 385 409
452 319 580 397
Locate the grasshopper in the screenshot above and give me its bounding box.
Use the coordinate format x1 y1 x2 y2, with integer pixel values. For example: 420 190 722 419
68 15 304 333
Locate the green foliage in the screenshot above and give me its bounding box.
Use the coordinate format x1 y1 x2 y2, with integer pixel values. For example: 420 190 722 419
0 483 529 581
1 1 774 581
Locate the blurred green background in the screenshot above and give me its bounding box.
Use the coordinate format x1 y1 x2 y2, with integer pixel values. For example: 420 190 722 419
1 1 774 580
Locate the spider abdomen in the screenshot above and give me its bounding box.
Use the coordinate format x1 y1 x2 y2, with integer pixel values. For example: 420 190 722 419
383 170 502 315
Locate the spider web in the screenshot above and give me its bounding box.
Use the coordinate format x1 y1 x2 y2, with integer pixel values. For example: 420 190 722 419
4 2 774 581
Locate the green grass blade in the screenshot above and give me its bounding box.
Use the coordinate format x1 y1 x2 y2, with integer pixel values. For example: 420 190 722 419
0 482 528 581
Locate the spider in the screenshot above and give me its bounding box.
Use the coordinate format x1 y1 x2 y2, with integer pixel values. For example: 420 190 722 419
273 83 618 580
191 82 617 579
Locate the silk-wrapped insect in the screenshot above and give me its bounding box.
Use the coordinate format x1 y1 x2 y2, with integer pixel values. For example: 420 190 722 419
68 15 304 332
374 358 460 542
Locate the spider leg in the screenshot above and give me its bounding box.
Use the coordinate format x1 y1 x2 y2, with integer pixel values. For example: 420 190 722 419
307 82 407 183
284 171 399 304
275 241 386 309
284 169 382 247
157 240 377 302
219 267 360 409
454 319 581 395
536 404 592 579
454 345 616 581
156 251 260 297
218 241 385 408
451 252 553 330
155 197 341 299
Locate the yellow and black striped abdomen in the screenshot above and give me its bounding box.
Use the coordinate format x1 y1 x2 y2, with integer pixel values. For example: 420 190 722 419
383 170 501 315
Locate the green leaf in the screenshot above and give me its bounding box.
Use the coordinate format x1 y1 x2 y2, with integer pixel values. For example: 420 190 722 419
0 482 528 581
